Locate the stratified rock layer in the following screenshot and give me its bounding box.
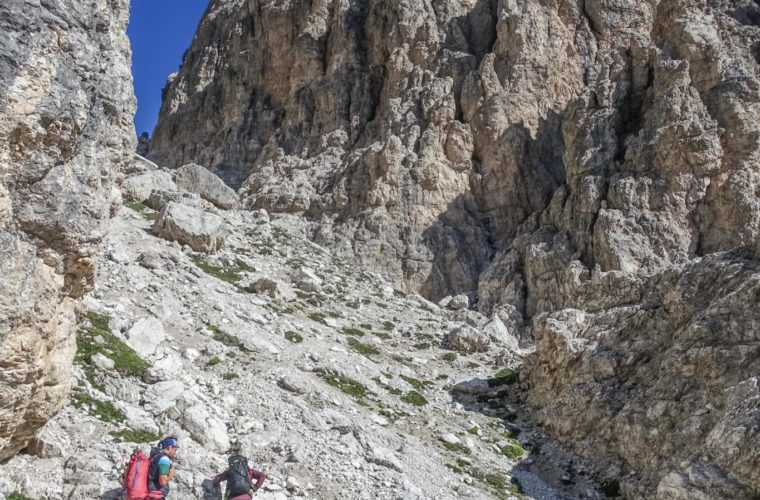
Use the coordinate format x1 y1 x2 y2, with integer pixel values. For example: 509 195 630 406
0 0 135 460
150 0 760 496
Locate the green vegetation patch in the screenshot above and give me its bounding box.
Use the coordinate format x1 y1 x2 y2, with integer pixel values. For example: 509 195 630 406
207 356 221 367
469 468 507 492
399 374 433 392
190 255 243 284
7 492 34 500
285 331 304 343
401 390 428 406
76 311 150 385
125 201 148 213
70 391 125 424
308 312 327 324
382 321 395 331
500 439 525 460
208 325 242 350
340 327 365 337
347 337 380 358
372 377 402 396
317 370 371 402
441 352 457 362
493 368 518 385
413 342 430 350
111 428 162 444
223 372 239 380
441 440 471 455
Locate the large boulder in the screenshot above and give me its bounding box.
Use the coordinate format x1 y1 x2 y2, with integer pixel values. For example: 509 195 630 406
121 170 177 203
172 163 239 209
180 405 230 453
125 317 166 359
0 0 134 460
152 202 227 253
444 325 490 353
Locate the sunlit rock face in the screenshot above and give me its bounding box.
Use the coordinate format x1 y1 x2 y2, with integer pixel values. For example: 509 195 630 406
150 0 760 496
0 0 135 460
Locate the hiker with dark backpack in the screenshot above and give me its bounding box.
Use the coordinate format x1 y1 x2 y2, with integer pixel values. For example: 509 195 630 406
212 455 266 499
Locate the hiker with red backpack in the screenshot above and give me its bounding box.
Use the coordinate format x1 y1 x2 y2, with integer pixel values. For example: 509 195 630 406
123 436 180 500
212 454 266 499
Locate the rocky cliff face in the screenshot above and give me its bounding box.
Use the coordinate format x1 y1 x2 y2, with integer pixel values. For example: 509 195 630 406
0 0 135 460
149 0 760 497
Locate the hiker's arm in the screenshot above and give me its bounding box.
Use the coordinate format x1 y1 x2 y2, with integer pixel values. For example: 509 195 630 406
158 466 176 486
212 470 228 487
250 469 267 492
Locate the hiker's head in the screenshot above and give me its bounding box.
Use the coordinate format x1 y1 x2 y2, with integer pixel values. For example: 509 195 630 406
159 436 179 457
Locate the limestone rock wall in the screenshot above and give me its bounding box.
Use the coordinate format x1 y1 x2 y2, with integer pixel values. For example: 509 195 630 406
0 0 135 460
149 0 760 496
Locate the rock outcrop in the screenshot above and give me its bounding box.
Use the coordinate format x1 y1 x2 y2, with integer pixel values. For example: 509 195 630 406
0 0 134 460
148 0 760 497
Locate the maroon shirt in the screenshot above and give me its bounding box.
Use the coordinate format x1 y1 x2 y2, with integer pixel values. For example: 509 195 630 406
212 468 266 500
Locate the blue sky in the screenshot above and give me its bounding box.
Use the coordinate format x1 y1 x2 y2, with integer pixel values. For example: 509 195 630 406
128 0 209 136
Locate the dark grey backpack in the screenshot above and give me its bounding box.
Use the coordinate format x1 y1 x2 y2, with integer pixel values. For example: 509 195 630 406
226 455 252 498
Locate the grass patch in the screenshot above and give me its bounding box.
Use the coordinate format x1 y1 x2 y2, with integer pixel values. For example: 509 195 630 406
209 326 242 350
436 374 449 380
207 356 221 366
372 331 391 340
317 370 371 402
223 372 239 380
382 321 395 331
70 391 126 424
393 290 407 298
347 337 380 358
190 255 242 284
372 377 402 396
501 440 525 460
399 374 433 391
359 323 373 330
285 331 303 343
467 426 480 435
413 342 430 350
469 468 507 491
111 428 162 444
441 352 457 362
466 361 480 369
441 441 471 455
308 312 327 324
493 368 518 385
144 212 157 221
445 463 463 474
125 201 148 212
7 492 33 500
340 327 365 337
401 390 428 406
76 312 150 386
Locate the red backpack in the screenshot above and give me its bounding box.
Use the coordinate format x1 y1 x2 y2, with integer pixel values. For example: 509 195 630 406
123 450 150 500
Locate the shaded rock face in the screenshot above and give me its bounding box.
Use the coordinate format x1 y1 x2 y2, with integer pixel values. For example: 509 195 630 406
149 0 760 496
0 0 135 460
